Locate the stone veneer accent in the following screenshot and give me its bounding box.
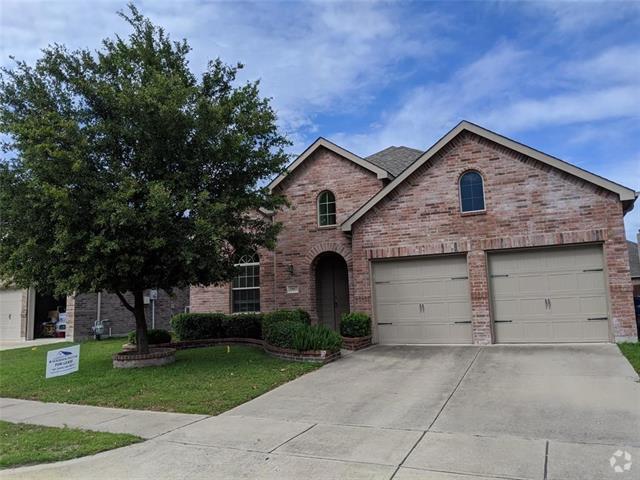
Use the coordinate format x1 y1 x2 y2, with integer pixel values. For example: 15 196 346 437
191 132 638 344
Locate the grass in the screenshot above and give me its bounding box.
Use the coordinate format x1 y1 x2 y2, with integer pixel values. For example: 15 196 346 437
618 342 640 374
0 339 319 415
0 421 141 469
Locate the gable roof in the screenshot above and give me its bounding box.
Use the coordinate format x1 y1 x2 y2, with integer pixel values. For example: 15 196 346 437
269 137 390 190
342 120 638 232
366 146 424 176
628 241 640 279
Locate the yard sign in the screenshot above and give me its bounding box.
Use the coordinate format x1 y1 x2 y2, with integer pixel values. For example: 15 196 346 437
46 345 80 378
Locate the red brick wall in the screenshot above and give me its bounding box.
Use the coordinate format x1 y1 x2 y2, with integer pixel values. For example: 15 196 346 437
352 132 637 343
190 146 384 322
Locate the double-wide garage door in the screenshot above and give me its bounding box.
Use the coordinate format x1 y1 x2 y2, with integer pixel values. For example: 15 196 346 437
373 255 472 344
372 245 610 344
489 245 609 343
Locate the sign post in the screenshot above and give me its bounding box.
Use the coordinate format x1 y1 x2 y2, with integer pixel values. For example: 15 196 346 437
46 345 80 378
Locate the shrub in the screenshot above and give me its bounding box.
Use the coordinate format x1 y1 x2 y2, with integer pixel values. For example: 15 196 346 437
340 312 371 338
170 312 263 340
263 320 305 349
223 313 262 339
262 309 310 340
170 313 226 340
292 325 343 352
127 329 172 345
263 320 342 352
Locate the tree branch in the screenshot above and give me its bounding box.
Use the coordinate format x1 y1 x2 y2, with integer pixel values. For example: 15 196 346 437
115 291 136 313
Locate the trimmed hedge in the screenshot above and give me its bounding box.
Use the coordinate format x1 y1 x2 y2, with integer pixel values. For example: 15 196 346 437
127 329 172 345
170 313 262 341
340 312 371 338
170 309 340 352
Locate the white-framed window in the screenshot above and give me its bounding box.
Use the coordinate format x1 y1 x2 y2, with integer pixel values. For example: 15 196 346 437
459 170 485 212
317 190 337 226
232 252 260 313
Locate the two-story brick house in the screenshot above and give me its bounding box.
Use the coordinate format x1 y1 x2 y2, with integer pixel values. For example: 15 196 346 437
190 121 638 344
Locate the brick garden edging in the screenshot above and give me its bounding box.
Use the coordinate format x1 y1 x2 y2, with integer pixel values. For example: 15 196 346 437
341 335 372 351
122 337 340 364
262 342 341 364
112 347 176 368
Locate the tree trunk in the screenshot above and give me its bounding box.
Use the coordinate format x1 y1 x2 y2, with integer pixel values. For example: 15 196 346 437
133 289 150 354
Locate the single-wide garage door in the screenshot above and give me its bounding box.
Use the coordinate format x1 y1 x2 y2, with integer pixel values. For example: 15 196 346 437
0 288 23 340
373 255 472 344
489 245 609 343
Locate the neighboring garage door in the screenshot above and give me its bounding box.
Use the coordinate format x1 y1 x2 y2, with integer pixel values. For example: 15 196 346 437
373 255 472 344
489 245 609 343
0 288 23 340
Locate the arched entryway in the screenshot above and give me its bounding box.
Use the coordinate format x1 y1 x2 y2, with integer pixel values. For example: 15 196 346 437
314 252 350 331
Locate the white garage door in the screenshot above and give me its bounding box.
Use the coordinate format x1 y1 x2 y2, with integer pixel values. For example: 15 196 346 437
373 255 472 344
489 245 609 343
0 289 23 340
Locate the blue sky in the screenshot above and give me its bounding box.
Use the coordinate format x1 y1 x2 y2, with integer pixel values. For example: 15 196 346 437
1 0 639 239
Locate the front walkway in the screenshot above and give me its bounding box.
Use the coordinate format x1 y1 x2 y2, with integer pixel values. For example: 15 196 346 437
1 344 639 479
0 398 207 439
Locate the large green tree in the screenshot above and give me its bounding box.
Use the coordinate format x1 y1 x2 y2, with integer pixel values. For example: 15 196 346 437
0 6 288 353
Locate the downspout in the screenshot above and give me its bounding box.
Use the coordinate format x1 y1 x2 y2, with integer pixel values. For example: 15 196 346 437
96 292 101 323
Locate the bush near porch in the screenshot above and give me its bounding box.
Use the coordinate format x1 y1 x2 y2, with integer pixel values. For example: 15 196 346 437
0 339 318 415
340 312 372 338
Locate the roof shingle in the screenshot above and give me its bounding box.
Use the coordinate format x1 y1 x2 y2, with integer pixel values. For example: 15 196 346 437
366 146 423 177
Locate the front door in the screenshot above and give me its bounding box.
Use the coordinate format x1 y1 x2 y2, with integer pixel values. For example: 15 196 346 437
315 253 349 330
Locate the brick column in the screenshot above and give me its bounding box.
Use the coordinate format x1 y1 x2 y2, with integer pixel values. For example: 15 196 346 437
467 249 493 345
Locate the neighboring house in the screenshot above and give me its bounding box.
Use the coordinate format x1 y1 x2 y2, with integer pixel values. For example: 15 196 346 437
629 236 640 298
191 121 639 344
0 288 188 342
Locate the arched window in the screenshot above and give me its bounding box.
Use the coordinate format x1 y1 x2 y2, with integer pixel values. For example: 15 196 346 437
232 252 260 313
317 191 337 226
459 171 485 212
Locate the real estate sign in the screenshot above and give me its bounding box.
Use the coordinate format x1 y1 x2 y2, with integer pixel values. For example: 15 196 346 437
46 345 80 378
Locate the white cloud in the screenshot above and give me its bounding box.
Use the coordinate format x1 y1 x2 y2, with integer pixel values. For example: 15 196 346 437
0 0 446 152
521 1 640 33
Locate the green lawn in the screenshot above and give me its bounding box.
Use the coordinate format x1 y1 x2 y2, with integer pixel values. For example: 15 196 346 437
618 342 640 374
0 339 319 415
0 421 141 469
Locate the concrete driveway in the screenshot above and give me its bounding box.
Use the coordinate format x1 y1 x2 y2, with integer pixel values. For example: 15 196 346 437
3 345 639 480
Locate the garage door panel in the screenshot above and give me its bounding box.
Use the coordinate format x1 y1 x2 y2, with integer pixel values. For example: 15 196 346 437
490 245 609 343
0 289 23 340
577 272 606 291
373 255 472 344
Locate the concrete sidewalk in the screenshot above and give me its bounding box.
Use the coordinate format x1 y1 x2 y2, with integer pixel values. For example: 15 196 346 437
0 338 67 351
0 398 208 439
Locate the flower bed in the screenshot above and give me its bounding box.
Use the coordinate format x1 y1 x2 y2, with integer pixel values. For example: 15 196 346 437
341 335 372 351
263 342 340 364
112 347 176 369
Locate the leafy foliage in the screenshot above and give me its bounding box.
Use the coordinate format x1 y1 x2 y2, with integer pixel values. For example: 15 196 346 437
263 313 342 352
292 324 343 352
263 320 305 349
127 329 172 345
340 312 372 337
170 312 262 340
0 5 289 352
171 313 227 340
